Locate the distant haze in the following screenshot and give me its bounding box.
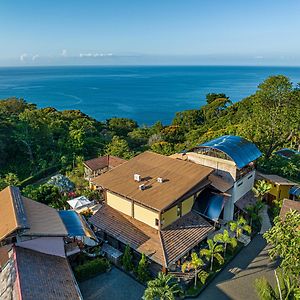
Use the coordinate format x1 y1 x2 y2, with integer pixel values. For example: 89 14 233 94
0 1 300 66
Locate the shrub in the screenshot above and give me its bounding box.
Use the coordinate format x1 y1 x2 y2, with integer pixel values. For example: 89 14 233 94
122 245 134 271
74 258 110 281
136 253 151 283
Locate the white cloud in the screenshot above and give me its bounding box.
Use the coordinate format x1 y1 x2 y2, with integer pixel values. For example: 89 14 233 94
20 53 28 61
32 54 39 61
79 52 113 58
61 49 67 57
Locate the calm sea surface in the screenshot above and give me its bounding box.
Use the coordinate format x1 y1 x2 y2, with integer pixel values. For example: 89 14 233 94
0 66 299 125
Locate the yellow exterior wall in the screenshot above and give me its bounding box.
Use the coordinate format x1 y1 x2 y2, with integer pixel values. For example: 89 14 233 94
162 205 178 228
106 191 132 217
133 203 159 229
182 196 194 216
265 181 291 201
161 196 195 228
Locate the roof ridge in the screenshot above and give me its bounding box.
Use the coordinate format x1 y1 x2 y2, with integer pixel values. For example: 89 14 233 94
158 230 168 268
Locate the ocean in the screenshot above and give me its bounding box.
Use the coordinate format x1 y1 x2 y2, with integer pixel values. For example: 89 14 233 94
0 65 299 125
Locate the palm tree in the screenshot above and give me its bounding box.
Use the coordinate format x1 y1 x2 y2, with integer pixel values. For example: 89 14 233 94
246 200 264 227
182 252 208 288
252 180 272 201
200 239 224 272
229 216 251 239
213 229 237 259
143 272 182 300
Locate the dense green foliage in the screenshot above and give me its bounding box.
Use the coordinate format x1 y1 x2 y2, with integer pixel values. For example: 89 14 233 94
263 211 300 285
143 272 182 300
0 75 299 187
136 253 151 283
74 257 110 281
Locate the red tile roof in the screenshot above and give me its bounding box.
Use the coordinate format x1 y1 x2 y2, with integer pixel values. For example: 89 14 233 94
83 155 126 171
90 204 214 267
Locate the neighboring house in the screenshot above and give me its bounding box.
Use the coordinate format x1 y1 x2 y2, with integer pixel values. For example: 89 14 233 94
83 155 126 181
275 148 300 159
280 198 300 220
0 186 85 300
256 172 297 203
172 135 262 221
90 151 215 273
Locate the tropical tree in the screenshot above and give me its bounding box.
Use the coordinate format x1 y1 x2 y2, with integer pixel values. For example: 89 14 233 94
263 211 300 284
246 199 265 228
229 216 252 239
136 253 151 283
252 180 272 201
105 135 134 159
143 272 182 300
200 239 224 272
213 229 237 259
255 268 300 300
182 252 208 288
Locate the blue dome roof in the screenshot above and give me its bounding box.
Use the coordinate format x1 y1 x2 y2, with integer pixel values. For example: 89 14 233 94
198 135 262 169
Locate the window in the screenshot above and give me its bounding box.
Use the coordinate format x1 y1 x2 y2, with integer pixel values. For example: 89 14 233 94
155 218 159 226
177 204 182 217
237 181 243 187
248 174 253 179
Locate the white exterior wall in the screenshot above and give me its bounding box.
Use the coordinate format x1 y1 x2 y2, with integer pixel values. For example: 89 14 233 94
223 170 256 221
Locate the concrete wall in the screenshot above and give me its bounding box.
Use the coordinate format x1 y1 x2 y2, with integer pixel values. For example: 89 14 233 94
186 152 236 182
134 203 159 229
233 170 256 203
107 191 132 216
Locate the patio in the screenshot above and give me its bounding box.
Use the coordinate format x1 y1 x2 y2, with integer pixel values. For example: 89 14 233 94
79 266 144 300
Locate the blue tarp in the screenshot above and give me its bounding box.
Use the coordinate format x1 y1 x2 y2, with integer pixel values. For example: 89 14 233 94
59 210 85 236
289 185 300 197
199 194 225 221
198 135 262 169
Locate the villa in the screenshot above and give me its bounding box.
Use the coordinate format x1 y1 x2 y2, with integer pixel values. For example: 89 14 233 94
83 155 126 181
89 151 215 272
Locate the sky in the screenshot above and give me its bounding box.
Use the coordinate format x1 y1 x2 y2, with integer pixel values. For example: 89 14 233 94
1 0 300 66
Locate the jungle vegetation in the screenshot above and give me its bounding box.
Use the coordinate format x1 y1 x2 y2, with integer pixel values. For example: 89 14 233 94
0 75 299 188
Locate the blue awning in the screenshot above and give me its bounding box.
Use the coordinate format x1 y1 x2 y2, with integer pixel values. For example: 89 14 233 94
289 185 300 197
59 210 97 240
198 194 225 221
197 135 262 169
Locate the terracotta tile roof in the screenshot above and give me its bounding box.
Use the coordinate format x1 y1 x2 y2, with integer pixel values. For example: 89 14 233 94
280 199 300 220
15 246 82 300
256 172 296 186
0 186 29 242
92 151 213 212
84 155 126 171
90 205 214 267
22 197 68 237
160 211 214 265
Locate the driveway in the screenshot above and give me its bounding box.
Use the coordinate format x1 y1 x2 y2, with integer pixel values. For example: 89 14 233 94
79 267 144 300
195 235 277 300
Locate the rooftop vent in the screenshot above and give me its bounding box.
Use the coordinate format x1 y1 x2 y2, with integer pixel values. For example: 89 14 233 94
157 177 164 183
134 174 141 182
139 184 146 191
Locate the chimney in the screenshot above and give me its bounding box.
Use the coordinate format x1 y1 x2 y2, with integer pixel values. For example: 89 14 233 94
134 174 141 182
157 177 164 183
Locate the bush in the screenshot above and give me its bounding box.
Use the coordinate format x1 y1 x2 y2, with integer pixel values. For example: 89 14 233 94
122 245 134 271
136 253 151 283
74 258 110 281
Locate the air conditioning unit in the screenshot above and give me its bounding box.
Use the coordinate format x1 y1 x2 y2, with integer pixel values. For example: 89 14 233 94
134 174 141 182
157 177 164 183
139 184 146 191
